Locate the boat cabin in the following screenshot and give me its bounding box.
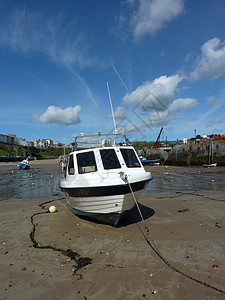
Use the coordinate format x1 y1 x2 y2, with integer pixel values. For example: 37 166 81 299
66 147 142 178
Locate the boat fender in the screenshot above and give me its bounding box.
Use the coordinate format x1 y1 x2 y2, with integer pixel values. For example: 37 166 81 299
49 206 56 213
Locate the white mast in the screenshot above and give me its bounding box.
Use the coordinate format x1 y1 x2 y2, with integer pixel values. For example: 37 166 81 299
106 81 118 134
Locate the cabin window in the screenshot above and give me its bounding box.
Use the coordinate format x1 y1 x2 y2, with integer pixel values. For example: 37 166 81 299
77 151 97 174
120 148 141 168
100 149 121 170
68 154 75 175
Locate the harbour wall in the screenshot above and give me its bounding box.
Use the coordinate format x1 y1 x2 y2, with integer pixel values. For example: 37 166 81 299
142 141 225 166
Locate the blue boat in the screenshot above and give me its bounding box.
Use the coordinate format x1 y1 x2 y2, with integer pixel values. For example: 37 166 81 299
140 156 160 166
18 158 30 170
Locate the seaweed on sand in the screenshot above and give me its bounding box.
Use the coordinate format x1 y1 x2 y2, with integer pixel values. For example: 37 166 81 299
30 211 92 274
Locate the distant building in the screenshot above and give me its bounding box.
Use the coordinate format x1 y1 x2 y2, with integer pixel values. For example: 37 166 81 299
53 141 63 147
45 139 53 147
214 134 225 141
101 139 116 147
2 134 28 146
34 139 48 148
17 137 28 146
27 141 34 147
0 134 7 144
34 138 54 148
0 134 14 144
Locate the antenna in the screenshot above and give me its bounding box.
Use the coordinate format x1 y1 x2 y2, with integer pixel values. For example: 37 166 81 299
106 81 118 134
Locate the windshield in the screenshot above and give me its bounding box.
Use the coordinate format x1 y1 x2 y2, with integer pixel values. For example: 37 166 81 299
100 149 121 170
120 148 141 168
77 151 97 174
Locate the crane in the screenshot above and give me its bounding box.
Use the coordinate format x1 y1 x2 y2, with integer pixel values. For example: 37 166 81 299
153 127 163 148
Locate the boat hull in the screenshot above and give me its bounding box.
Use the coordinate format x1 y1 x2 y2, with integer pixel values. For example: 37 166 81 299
18 163 30 170
61 179 150 197
62 179 151 226
141 159 160 166
203 163 217 167
67 201 129 226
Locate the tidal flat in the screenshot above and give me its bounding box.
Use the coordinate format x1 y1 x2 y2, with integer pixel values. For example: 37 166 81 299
0 160 225 299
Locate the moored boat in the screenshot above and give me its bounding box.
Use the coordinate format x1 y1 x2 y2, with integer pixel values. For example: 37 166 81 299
203 163 217 167
203 143 217 168
140 156 160 166
18 158 30 170
60 134 152 226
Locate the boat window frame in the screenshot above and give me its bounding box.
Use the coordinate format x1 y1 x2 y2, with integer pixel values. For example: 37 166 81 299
120 148 141 168
67 154 75 175
77 150 97 174
99 148 121 170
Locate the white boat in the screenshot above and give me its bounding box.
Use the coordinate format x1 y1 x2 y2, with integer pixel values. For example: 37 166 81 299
203 163 217 168
60 134 152 226
203 142 217 168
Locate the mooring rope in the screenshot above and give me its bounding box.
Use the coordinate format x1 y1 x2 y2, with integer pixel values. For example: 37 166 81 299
128 179 150 233
119 172 149 232
137 222 225 295
119 172 225 295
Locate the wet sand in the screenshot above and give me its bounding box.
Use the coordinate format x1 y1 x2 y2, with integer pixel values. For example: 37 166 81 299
0 161 225 299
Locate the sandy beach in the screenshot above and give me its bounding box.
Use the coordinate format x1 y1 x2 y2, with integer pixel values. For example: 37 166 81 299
0 160 225 299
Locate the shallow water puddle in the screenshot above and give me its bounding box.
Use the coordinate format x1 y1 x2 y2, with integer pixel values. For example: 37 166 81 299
0 169 63 199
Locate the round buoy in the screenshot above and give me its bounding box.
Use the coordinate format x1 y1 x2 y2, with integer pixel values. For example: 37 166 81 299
49 206 56 213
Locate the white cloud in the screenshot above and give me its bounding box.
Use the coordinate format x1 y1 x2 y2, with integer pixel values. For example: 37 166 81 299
122 75 198 131
207 95 221 106
132 0 184 39
190 38 225 81
207 96 216 105
123 74 183 111
114 106 126 120
118 120 144 137
145 97 198 127
33 105 81 125
168 97 198 112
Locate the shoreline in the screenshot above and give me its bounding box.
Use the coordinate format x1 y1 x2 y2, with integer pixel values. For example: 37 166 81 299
0 158 59 171
0 161 225 299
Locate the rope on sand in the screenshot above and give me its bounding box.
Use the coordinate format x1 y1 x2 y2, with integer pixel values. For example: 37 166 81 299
137 223 225 295
119 170 225 295
120 171 225 294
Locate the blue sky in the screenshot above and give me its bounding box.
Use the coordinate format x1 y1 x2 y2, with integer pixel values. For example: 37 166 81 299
0 0 225 144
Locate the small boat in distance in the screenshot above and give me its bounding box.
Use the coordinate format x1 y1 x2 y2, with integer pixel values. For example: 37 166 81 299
139 156 160 166
18 158 30 170
203 162 217 168
203 142 217 167
60 133 152 226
